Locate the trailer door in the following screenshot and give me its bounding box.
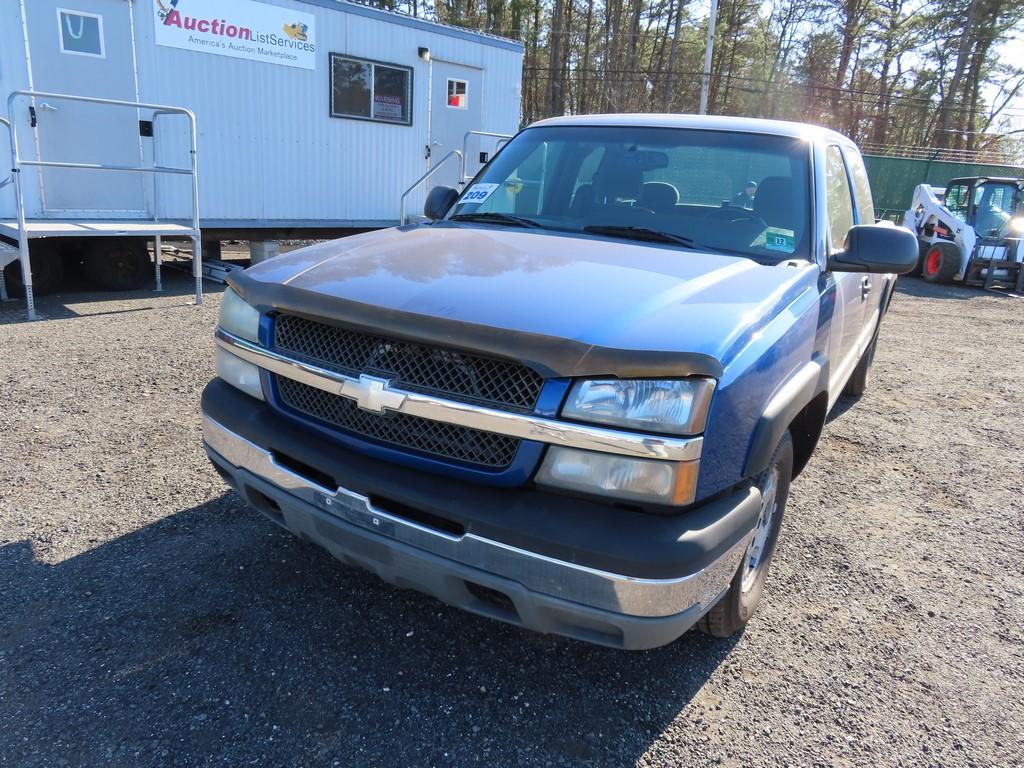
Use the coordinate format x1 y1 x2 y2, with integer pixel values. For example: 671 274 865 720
429 62 483 190
23 0 145 216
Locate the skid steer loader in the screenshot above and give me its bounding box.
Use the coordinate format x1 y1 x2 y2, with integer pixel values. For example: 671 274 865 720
903 176 1024 291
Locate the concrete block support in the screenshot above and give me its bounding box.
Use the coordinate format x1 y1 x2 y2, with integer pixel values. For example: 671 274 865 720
250 241 281 265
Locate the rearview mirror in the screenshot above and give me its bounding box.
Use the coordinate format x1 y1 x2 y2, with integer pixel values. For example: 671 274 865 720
424 185 459 220
617 150 669 172
828 224 919 275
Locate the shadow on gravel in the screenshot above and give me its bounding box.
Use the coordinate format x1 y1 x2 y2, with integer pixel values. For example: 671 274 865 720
0 271 223 325
1 490 739 767
825 394 860 424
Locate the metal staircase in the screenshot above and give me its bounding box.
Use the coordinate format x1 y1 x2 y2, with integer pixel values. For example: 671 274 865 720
2 91 204 320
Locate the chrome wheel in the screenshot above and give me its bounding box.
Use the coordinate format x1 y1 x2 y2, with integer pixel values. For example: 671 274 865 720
741 466 779 593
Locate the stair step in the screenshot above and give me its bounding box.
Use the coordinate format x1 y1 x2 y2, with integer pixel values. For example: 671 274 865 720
0 241 18 270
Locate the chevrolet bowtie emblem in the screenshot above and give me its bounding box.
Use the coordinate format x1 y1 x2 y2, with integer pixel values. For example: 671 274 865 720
339 374 406 414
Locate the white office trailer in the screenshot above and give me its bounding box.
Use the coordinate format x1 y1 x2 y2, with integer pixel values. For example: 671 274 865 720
0 0 523 318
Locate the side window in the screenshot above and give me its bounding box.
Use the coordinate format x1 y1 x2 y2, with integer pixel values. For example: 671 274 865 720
58 9 105 58
945 184 969 218
843 150 875 224
329 54 412 125
572 146 605 197
825 145 855 251
474 142 554 216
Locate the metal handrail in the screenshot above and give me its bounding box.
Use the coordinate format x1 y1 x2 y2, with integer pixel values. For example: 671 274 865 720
15 159 194 174
5 90 203 319
0 117 11 191
0 117 10 301
461 130 512 182
399 149 463 226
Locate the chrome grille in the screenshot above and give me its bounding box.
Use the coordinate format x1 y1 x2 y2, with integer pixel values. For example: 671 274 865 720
273 314 543 413
276 377 521 469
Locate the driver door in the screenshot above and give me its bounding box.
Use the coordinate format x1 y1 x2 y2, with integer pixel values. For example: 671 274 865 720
825 145 869 394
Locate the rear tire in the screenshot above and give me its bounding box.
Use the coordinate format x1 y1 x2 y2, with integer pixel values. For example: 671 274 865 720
698 432 793 638
921 242 960 284
85 239 151 292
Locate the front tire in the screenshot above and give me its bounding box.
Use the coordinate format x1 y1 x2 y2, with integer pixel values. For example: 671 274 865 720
698 431 793 638
921 242 960 283
914 238 931 275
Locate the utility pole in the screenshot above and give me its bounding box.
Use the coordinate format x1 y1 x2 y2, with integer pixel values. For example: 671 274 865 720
698 0 718 115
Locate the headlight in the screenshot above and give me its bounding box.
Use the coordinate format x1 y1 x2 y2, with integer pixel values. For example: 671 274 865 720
216 346 265 400
536 447 699 505
219 287 260 342
561 378 715 435
216 288 263 400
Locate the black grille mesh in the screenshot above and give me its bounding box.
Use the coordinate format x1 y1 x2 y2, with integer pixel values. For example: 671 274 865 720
273 314 543 412
276 377 521 468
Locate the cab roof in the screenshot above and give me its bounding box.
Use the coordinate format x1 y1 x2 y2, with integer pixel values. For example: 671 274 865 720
530 113 854 145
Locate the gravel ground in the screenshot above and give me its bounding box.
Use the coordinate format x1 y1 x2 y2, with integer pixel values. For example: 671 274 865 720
1 273 1022 767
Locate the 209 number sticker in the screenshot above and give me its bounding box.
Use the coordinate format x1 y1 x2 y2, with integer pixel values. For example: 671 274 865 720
460 183 499 204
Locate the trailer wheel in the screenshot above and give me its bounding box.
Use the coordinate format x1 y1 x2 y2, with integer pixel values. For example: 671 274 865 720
85 239 151 292
2 243 65 297
921 243 959 284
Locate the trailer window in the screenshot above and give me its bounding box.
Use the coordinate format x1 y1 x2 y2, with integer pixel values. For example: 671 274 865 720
447 79 468 109
330 54 412 126
57 9 105 58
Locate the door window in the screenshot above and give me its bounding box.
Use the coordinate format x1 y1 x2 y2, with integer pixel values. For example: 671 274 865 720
825 145 855 251
57 9 104 58
972 182 1019 237
945 184 969 218
447 79 468 109
330 54 412 125
843 150 875 224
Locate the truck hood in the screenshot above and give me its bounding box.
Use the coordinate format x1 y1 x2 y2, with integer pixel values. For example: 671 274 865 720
237 224 819 376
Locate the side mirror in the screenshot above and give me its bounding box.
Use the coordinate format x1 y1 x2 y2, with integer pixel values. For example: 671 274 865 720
828 224 919 275
424 185 458 220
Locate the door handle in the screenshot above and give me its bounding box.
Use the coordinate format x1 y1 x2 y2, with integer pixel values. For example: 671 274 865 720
39 102 59 112
861 277 871 299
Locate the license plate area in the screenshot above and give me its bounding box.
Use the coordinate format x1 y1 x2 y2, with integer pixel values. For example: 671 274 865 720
315 488 397 539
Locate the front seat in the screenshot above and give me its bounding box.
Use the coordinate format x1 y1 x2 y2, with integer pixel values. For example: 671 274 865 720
639 182 680 214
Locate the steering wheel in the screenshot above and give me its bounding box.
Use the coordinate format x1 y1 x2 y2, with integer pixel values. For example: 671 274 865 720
703 206 767 230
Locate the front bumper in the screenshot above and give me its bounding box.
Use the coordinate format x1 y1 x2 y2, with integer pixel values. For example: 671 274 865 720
201 380 760 650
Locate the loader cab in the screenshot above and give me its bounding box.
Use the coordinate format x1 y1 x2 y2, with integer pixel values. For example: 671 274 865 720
945 177 1024 239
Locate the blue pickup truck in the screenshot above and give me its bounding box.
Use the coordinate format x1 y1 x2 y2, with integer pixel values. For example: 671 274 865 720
202 115 917 650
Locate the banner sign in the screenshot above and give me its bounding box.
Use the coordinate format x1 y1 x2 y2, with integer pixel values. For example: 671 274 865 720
153 0 316 70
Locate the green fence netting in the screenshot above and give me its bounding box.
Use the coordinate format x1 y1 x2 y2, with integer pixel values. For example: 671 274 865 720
864 155 1024 220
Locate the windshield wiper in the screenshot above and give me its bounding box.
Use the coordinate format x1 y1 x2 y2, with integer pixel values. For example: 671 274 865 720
450 212 543 228
582 225 697 248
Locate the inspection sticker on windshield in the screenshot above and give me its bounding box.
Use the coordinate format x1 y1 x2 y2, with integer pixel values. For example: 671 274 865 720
461 183 499 205
764 227 796 254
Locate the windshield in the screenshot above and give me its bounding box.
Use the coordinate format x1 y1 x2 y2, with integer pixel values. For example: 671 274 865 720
449 125 813 261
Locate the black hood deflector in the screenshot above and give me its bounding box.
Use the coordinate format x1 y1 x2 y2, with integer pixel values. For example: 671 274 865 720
229 271 723 380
